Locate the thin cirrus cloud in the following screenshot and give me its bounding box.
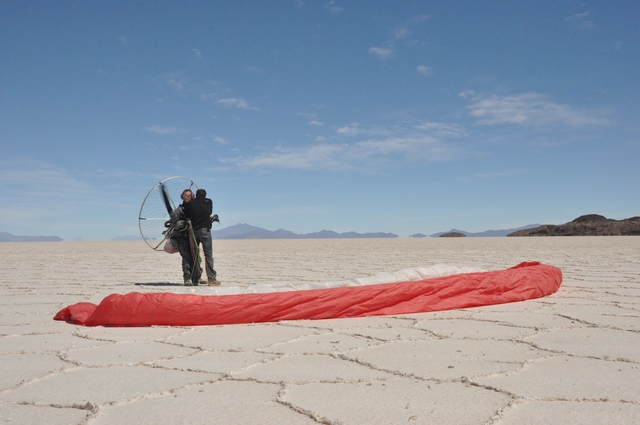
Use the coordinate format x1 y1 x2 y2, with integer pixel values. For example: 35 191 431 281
233 143 347 170
0 160 90 196
413 122 467 138
394 28 410 39
325 0 343 14
461 92 609 126
336 123 365 136
417 65 433 76
144 125 187 135
0 159 97 226
336 122 392 138
228 122 461 170
564 11 590 21
216 97 260 111
353 135 452 160
564 11 594 30
369 47 393 59
159 73 187 91
368 15 430 61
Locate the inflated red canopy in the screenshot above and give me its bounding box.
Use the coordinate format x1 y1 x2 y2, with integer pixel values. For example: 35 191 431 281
54 262 561 327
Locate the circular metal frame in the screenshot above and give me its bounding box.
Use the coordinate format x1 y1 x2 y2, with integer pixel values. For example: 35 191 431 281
138 176 199 250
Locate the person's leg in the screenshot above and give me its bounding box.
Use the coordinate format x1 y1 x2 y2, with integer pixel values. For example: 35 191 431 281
176 236 192 284
196 228 217 282
189 231 203 285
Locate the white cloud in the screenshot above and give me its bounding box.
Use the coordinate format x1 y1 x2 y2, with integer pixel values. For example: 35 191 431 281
213 135 228 144
236 144 347 169
336 123 364 136
564 11 590 21
160 73 187 91
308 120 323 126
216 97 259 111
369 47 393 60
411 14 430 24
463 92 609 126
336 123 390 137
233 136 454 171
353 136 448 159
119 36 128 46
0 159 95 229
217 98 248 108
144 125 187 135
395 28 410 39
578 20 595 30
458 89 476 99
395 15 429 40
413 122 467 138
193 48 202 61
564 11 594 30
228 122 461 170
325 1 343 14
0 160 90 195
416 65 433 76
369 14 430 64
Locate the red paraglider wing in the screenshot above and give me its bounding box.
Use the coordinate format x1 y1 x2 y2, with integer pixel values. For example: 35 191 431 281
54 262 562 327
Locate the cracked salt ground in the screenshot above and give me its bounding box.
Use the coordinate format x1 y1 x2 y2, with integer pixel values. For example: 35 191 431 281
1 237 639 424
280 378 511 424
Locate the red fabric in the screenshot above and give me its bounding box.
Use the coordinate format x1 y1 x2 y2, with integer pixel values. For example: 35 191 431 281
54 262 562 327
53 302 100 325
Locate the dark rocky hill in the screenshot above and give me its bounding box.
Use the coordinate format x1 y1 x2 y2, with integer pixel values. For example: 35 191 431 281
507 215 640 236
440 232 466 238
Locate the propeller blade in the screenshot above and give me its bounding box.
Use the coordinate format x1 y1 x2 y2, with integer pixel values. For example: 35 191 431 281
160 183 173 215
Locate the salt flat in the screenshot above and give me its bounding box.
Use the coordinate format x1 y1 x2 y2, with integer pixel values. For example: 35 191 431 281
1 237 639 424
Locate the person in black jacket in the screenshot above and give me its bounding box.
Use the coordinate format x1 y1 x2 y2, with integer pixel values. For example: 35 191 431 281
183 188 220 286
169 189 201 286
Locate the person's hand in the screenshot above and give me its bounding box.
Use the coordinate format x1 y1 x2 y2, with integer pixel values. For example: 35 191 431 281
211 214 220 223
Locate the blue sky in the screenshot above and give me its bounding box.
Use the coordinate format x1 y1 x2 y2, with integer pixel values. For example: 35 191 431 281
1 1 639 240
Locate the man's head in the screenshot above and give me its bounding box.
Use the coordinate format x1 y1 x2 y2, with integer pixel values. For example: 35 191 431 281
181 189 194 202
195 188 206 198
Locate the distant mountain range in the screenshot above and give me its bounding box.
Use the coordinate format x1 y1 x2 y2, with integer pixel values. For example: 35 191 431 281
0 232 62 242
211 223 399 239
0 222 546 243
430 224 540 238
112 235 143 241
